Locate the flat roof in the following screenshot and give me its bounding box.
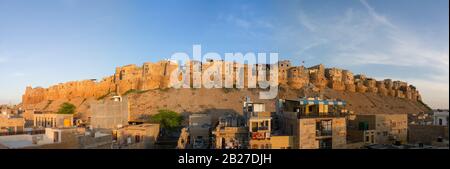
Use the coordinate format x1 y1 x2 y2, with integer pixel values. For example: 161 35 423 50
0 134 39 148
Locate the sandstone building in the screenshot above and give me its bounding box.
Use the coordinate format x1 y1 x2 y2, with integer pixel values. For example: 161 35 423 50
33 113 74 129
347 114 408 145
0 115 25 134
277 98 348 149
113 123 160 149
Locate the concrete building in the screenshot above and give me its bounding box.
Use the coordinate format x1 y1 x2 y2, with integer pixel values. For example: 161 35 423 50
246 99 294 149
113 123 160 149
213 114 248 149
34 113 73 128
188 113 211 149
348 114 408 145
243 97 266 123
90 96 130 129
0 127 112 149
433 110 449 126
277 98 347 149
176 114 212 149
408 112 433 125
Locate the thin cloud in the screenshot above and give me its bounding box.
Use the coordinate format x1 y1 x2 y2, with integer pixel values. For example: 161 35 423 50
10 72 25 77
359 0 396 28
298 11 316 32
278 0 449 108
226 15 251 29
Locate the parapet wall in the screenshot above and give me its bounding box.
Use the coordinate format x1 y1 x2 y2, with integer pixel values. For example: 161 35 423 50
22 60 422 105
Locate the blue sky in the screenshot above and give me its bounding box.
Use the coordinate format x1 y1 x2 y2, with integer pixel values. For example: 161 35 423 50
0 0 448 108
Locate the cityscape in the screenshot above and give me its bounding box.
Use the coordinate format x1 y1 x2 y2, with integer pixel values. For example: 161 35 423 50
0 0 448 153
0 59 448 149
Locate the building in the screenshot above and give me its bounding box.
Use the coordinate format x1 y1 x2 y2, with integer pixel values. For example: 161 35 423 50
34 113 74 128
176 113 212 149
177 128 190 149
0 115 25 134
433 110 449 126
90 96 130 129
213 113 248 149
277 97 347 149
188 113 211 149
348 114 407 145
408 124 448 147
113 123 160 149
246 99 294 149
243 97 266 122
22 109 36 127
0 127 112 149
408 112 432 125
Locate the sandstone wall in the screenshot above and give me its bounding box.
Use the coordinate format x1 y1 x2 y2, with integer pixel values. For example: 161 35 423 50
22 60 423 109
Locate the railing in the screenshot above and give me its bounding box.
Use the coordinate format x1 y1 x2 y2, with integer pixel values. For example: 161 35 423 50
251 126 269 132
298 112 345 118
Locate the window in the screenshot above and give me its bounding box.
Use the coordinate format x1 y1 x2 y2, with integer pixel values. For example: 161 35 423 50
135 135 141 143
308 106 313 113
251 122 258 132
53 131 59 143
439 119 443 125
365 136 370 142
319 138 332 149
316 120 332 136
358 122 369 130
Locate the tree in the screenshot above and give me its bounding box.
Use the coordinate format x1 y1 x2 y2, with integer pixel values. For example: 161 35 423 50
57 102 76 114
149 109 183 131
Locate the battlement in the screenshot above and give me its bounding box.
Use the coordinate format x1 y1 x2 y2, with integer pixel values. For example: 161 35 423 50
22 60 422 105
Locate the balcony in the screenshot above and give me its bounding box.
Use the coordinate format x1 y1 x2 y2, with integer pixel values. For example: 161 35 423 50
298 112 345 119
251 126 269 132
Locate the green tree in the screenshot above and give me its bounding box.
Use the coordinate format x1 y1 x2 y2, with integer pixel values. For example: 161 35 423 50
57 102 76 114
149 109 183 131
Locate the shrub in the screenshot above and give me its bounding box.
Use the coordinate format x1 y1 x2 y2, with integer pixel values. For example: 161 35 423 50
148 109 183 131
57 102 76 114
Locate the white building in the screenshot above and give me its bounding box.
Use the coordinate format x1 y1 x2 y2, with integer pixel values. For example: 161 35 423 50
433 110 449 126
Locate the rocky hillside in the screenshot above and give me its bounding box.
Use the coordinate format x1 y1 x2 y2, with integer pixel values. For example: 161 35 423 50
20 87 430 122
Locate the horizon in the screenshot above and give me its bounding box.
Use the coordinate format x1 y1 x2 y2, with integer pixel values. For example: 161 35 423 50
0 0 448 109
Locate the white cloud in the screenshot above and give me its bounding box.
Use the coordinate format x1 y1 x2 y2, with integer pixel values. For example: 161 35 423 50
282 0 449 108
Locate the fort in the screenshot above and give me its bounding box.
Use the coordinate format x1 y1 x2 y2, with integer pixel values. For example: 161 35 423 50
22 59 422 105
19 59 430 123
